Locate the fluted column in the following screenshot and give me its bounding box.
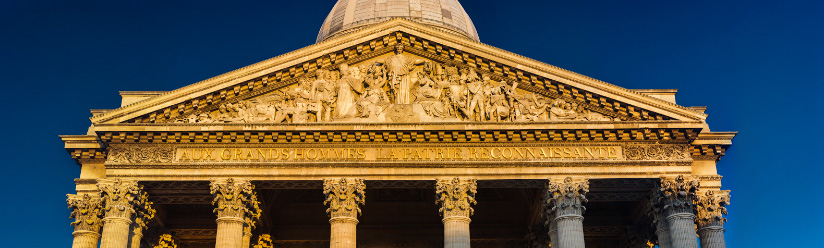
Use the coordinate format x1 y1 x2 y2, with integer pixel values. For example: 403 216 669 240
98 179 143 248
547 215 558 248
130 190 155 248
435 178 477 248
648 193 672 248
67 194 104 248
324 178 366 248
211 178 262 248
655 175 700 248
544 177 588 248
696 190 730 248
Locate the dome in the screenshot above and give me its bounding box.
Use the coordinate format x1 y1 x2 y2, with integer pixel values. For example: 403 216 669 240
316 0 480 43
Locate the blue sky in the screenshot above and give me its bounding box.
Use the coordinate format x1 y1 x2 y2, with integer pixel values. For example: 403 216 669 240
1 0 822 247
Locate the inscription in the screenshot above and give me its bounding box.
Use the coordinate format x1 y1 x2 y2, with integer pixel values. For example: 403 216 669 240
175 146 622 162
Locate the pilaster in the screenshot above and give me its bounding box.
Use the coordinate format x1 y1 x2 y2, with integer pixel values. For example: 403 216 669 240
696 190 730 248
656 175 700 248
324 178 366 248
211 178 261 248
545 177 589 248
435 178 477 248
67 194 104 248
98 179 142 248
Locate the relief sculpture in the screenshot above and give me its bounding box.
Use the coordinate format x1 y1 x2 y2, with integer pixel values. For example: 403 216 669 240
176 44 615 124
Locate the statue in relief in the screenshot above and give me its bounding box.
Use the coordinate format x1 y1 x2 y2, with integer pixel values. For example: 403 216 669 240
414 63 448 117
291 77 314 123
357 64 390 118
465 71 487 121
376 43 425 104
335 63 365 118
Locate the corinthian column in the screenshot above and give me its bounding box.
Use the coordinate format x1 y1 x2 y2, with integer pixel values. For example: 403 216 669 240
696 190 731 248
67 194 103 248
323 178 366 248
98 179 141 248
435 178 477 248
211 178 261 248
648 192 672 248
130 190 155 248
655 175 700 248
545 177 589 248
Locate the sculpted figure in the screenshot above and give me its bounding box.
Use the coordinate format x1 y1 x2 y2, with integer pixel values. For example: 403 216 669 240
357 64 390 118
549 98 579 120
314 69 337 122
414 64 448 117
465 71 487 121
515 93 549 121
376 43 424 104
335 63 365 118
291 78 314 123
486 80 512 122
444 67 468 119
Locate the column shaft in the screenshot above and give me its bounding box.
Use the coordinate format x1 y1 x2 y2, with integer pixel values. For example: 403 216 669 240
655 217 672 248
556 215 585 248
100 217 133 248
443 217 471 248
698 227 726 248
667 214 698 248
242 228 253 248
129 227 143 248
548 217 558 248
330 217 359 248
72 231 101 248
216 217 245 248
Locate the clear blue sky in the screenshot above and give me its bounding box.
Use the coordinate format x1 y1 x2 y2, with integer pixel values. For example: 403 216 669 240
1 0 822 247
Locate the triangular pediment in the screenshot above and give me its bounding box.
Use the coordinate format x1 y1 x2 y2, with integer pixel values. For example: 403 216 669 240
91 18 706 125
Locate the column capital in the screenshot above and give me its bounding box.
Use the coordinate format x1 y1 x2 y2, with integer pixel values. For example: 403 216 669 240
323 178 366 219
545 177 590 217
696 190 730 229
67 193 104 233
154 234 178 248
210 178 262 221
435 178 478 218
252 234 274 248
656 175 700 216
133 189 156 231
98 179 141 218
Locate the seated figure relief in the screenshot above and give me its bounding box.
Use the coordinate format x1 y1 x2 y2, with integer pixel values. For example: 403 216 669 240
175 54 615 124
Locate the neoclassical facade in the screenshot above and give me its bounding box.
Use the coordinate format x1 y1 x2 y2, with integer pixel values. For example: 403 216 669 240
61 1 734 248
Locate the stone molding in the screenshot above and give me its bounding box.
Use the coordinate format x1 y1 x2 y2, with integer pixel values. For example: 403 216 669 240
696 190 730 228
435 178 478 218
67 194 104 233
323 178 366 218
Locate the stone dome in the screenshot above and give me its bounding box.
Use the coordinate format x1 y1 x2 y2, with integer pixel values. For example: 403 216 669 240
316 0 479 43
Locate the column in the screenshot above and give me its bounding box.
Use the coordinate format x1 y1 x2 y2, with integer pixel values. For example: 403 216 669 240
211 178 262 248
545 177 589 248
67 194 104 248
323 178 366 248
129 190 155 248
435 178 477 248
696 190 731 248
648 195 672 248
98 179 142 248
655 175 700 248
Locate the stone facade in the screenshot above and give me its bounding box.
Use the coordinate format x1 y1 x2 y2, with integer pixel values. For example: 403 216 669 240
60 1 735 247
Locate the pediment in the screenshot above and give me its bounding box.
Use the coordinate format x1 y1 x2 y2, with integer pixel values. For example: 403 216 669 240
90 18 706 125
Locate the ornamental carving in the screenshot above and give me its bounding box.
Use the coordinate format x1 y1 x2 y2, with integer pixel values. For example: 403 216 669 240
323 178 366 218
98 179 141 218
623 145 688 161
108 146 174 163
655 175 700 217
210 178 261 222
545 177 589 219
153 234 177 248
133 189 156 231
67 194 103 232
695 190 730 228
175 44 614 124
435 178 477 218
252 234 274 248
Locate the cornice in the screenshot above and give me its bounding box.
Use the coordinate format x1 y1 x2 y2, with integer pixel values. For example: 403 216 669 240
88 19 707 125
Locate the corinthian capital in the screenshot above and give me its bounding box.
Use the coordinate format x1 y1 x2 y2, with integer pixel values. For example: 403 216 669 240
98 179 141 218
323 178 366 218
252 234 274 248
435 178 478 218
133 189 156 230
545 177 589 217
696 190 730 228
210 178 261 221
656 175 700 216
67 194 104 232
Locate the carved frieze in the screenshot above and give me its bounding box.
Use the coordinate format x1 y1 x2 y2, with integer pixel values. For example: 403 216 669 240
108 146 174 164
622 144 689 161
